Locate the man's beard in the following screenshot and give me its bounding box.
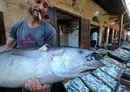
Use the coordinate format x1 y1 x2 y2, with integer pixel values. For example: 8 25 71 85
28 6 43 20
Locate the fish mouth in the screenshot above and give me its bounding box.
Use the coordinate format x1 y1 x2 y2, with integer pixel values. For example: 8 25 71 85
80 68 96 73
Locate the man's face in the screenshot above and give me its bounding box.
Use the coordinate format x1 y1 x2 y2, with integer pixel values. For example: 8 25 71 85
28 0 49 20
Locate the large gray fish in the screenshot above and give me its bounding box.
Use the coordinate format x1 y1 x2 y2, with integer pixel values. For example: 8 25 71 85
0 47 104 88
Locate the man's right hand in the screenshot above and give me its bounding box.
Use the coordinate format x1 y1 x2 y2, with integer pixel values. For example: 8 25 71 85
0 37 16 52
25 78 50 92
0 47 12 52
0 46 8 52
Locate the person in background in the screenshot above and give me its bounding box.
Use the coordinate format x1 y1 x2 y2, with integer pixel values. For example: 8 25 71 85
0 0 56 92
90 29 98 48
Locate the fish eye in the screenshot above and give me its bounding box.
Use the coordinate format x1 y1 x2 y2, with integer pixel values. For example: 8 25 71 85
78 50 84 54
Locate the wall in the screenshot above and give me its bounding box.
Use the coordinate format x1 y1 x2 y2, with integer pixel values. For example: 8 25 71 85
1 0 27 38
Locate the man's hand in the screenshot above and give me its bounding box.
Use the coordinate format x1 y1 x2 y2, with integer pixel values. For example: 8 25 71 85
25 78 50 92
0 46 12 52
0 37 16 52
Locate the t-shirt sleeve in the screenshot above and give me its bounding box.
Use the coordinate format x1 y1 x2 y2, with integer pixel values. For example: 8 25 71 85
9 21 24 40
44 24 56 46
9 25 17 39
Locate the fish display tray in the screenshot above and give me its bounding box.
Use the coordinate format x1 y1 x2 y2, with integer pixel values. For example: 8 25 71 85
64 78 89 92
100 66 119 79
108 48 130 63
124 68 130 75
92 68 117 90
121 68 130 80
95 48 108 54
122 45 130 51
117 85 130 92
102 56 124 68
80 74 112 92
100 58 121 72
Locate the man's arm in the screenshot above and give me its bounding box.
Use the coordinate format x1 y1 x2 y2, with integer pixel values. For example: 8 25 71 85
0 37 16 52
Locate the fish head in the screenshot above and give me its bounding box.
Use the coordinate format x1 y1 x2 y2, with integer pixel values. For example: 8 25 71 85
67 48 104 71
51 47 104 79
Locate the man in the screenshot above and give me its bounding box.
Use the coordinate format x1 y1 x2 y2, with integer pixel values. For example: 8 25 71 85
0 0 56 92
90 29 98 48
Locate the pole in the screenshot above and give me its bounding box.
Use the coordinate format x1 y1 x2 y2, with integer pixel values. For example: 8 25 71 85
118 10 126 47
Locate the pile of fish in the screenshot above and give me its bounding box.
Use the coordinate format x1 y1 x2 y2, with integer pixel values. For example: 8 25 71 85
100 56 123 79
124 68 130 76
118 85 130 92
92 68 117 89
122 40 130 50
110 48 130 62
64 78 89 92
65 74 111 92
80 74 112 92
101 56 123 68
95 48 108 54
121 68 130 81
0 47 104 87
100 66 119 79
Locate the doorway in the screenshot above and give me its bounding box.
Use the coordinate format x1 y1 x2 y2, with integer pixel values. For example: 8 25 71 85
0 11 6 45
90 25 100 47
57 11 80 47
108 28 113 44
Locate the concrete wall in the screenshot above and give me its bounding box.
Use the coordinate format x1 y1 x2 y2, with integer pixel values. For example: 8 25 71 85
0 0 27 38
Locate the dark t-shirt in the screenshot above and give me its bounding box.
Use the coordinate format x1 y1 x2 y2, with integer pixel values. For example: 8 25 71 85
0 20 56 92
10 20 56 48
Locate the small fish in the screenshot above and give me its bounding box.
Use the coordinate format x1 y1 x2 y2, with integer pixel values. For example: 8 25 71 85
0 47 104 87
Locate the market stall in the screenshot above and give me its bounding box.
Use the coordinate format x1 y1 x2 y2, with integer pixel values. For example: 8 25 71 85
64 48 130 92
